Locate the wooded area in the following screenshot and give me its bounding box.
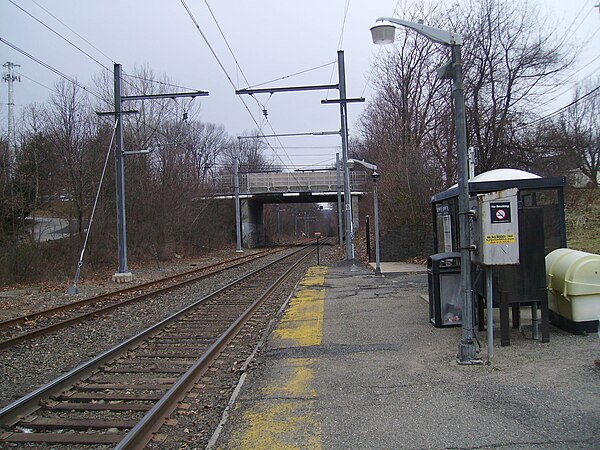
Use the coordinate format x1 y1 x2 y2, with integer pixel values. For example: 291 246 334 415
1 0 598 285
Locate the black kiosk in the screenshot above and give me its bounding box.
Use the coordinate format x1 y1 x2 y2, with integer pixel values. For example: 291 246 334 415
429 169 567 345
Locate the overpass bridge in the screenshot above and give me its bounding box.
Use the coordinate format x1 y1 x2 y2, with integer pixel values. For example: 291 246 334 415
212 170 369 248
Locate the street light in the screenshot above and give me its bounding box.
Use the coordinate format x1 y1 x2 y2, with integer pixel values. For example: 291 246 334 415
348 159 382 277
371 17 477 363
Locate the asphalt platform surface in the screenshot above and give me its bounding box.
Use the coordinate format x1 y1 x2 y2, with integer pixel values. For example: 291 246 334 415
214 261 600 449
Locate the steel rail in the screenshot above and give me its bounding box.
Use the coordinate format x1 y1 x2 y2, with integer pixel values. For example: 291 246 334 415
0 248 279 332
115 245 316 448
0 244 314 428
0 249 286 350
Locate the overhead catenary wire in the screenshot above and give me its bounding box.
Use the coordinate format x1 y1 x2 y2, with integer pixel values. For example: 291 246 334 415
203 0 251 88
179 0 307 177
336 0 351 50
7 0 152 99
195 1 321 174
8 0 111 72
242 61 336 90
28 0 114 65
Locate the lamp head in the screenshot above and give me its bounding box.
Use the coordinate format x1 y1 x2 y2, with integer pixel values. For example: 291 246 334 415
370 22 396 45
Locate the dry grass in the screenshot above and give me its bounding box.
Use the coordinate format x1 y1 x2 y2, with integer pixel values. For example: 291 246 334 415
565 188 600 255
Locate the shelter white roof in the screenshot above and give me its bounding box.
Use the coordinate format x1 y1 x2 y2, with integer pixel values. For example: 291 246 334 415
449 168 541 189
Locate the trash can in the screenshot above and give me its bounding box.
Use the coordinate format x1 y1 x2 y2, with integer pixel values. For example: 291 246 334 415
546 248 600 333
428 252 462 327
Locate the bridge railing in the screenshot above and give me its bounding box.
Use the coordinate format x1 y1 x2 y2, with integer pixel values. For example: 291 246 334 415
212 171 369 195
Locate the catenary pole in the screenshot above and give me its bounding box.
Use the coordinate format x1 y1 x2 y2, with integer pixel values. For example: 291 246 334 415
336 153 344 245
338 50 354 262
113 63 131 281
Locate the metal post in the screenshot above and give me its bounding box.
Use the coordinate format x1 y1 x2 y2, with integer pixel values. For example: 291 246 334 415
486 266 494 362
452 44 477 364
276 204 280 244
336 153 344 246
295 216 298 238
304 211 308 237
317 235 320 265
338 50 354 263
234 158 243 253
373 173 382 276
112 63 133 283
365 215 371 262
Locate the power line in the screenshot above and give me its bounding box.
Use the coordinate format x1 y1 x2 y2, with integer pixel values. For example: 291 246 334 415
326 0 353 99
8 0 111 72
336 0 351 50
15 70 54 92
179 0 300 174
523 84 600 128
0 37 106 102
28 0 114 65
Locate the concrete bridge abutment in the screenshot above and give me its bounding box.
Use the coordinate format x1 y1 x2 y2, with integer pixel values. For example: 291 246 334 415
241 199 264 248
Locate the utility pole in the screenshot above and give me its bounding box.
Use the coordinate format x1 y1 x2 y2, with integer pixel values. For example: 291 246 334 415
3 62 21 175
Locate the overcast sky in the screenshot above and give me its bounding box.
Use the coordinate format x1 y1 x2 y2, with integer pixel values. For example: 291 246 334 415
1 0 599 170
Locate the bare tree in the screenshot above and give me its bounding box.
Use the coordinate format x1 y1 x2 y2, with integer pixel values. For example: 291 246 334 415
43 79 98 236
359 0 574 228
459 0 573 172
359 2 450 225
538 81 600 188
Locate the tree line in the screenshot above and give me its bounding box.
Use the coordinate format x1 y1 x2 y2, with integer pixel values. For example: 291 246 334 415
354 0 599 228
1 0 598 284
0 65 272 283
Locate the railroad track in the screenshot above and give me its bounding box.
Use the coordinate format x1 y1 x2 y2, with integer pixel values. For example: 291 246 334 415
0 243 317 447
0 247 285 350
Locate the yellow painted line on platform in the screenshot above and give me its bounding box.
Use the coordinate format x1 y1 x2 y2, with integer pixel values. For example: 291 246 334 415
227 266 327 450
273 265 327 347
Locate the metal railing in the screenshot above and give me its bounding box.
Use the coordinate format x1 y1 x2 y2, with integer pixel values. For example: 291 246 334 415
213 171 368 195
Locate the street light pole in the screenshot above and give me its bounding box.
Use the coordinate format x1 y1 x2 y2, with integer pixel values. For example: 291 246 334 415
371 18 477 363
448 42 477 363
347 159 382 277
337 51 355 263
372 171 382 276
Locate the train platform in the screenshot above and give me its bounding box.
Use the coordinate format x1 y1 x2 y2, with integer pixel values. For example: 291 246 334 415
211 261 600 449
